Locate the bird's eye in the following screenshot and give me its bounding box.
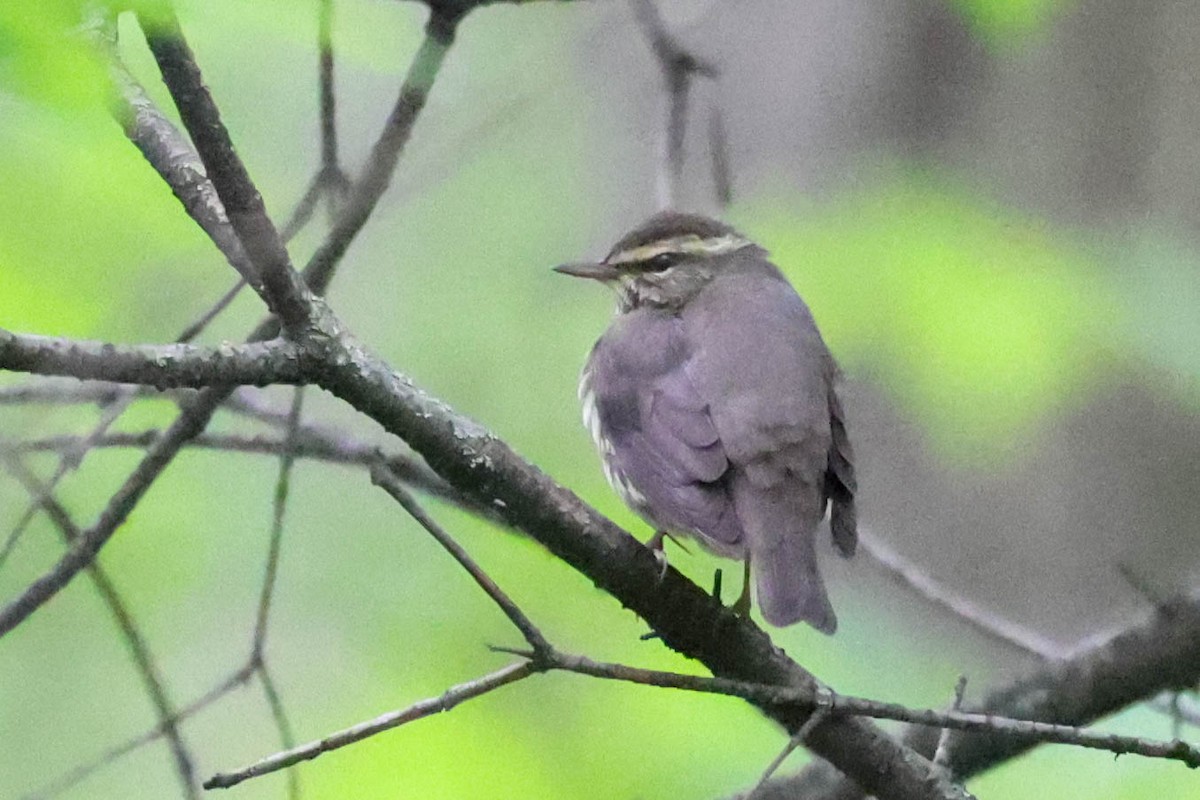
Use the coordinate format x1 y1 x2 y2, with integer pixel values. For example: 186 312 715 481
644 252 680 272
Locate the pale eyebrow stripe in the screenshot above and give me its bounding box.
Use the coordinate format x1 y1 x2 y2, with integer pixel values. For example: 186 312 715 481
607 233 752 265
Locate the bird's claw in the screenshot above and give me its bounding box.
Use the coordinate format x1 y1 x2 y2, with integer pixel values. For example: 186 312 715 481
730 588 752 618
730 558 753 617
647 530 670 581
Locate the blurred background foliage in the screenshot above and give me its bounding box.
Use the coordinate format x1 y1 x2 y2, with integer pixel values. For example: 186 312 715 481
1 0 1198 798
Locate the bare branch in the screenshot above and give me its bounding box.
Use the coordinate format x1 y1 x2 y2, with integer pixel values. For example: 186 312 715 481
858 527 1060 658
253 389 306 656
0 330 310 390
203 661 537 790
302 23 455 290
318 0 339 181
772 587 1200 798
630 0 718 209
934 675 969 769
371 464 551 655
255 661 300 800
708 104 733 208
314 0 351 225
1 455 199 799
137 5 315 330
21 665 255 800
527 651 1200 768
0 380 130 407
9 429 459 501
84 10 259 290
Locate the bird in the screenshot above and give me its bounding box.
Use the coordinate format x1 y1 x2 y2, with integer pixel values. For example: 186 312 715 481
554 211 857 632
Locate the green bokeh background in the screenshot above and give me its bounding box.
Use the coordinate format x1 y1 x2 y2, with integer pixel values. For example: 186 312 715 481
2 1 1198 798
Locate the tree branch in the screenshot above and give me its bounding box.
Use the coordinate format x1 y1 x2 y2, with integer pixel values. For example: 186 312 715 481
309 333 968 800
0 0 466 649
203 661 537 790
7 429 462 507
371 463 551 654
137 4 316 330
19 665 255 800
302 20 455 291
0 455 200 799
763 587 1200 798
84 10 259 291
0 330 311 390
523 651 1200 767
630 0 718 209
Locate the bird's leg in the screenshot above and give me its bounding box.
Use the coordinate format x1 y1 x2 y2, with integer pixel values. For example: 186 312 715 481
645 530 692 581
647 529 670 580
730 556 752 617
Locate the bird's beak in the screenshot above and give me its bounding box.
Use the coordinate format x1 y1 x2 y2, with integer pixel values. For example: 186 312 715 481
553 261 621 281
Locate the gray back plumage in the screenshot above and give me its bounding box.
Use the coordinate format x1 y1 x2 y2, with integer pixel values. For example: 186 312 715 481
680 252 846 630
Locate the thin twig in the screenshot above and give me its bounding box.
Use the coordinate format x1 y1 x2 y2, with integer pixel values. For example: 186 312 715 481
528 651 1200 768
204 661 536 790
316 0 351 223
748 707 831 800
708 104 733 208
1 455 199 799
630 0 718 209
1116 562 1172 612
8 430 455 501
20 665 256 800
857 527 1060 658
302 20 456 290
0 0 465 630
253 388 306 655
251 384 307 799
0 380 129 407
256 659 301 800
934 676 969 769
371 463 551 655
138 4 315 330
176 278 248 342
245 387 305 799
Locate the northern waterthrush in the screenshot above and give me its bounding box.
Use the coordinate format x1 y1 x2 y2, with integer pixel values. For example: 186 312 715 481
555 211 857 632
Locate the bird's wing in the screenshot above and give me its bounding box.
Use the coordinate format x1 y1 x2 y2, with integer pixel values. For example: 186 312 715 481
585 310 743 549
825 383 858 557
681 264 833 475
681 259 841 630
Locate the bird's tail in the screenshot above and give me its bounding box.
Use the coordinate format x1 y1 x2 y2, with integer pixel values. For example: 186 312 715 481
753 529 836 633
734 475 836 633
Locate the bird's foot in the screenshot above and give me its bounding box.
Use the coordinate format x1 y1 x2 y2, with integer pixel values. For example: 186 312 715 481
730 558 752 618
645 530 692 581
646 530 670 581
730 585 752 618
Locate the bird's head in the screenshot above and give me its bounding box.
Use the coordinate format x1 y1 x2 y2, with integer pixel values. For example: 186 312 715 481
554 211 759 311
